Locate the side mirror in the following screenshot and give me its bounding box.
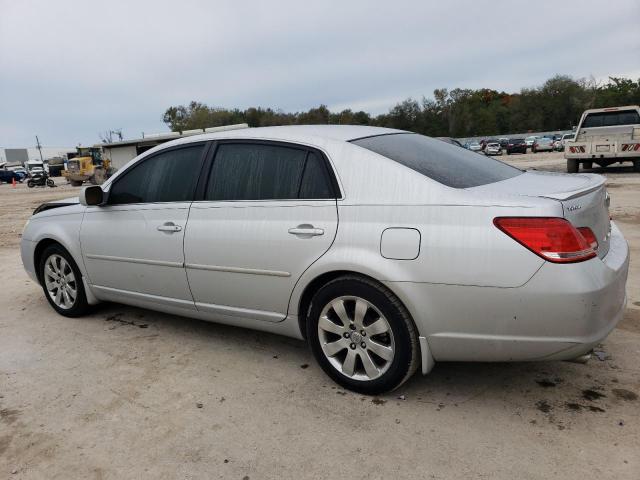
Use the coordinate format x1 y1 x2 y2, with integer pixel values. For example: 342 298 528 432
79 185 105 206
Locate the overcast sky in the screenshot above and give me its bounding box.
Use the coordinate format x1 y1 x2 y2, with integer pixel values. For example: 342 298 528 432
1 0 638 148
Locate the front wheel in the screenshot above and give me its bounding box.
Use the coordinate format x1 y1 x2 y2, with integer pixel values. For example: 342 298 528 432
307 276 419 395
39 244 90 317
27 180 35 188
46 178 55 187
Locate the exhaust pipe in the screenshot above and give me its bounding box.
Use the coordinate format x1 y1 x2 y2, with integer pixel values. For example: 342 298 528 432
565 352 592 364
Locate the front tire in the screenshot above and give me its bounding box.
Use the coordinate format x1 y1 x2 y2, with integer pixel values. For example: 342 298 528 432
307 276 419 395
39 244 90 317
27 180 35 188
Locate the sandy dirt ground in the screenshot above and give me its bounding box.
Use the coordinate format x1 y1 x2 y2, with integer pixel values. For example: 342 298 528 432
1 154 639 479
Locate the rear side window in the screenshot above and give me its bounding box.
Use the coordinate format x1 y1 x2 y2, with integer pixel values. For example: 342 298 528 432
299 152 334 199
109 145 204 204
582 110 640 128
352 133 522 188
205 143 335 200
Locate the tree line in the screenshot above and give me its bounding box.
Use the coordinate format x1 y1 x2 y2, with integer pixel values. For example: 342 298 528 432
162 75 640 138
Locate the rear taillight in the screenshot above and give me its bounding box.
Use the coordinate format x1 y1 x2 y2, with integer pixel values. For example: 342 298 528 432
493 217 597 263
577 227 598 251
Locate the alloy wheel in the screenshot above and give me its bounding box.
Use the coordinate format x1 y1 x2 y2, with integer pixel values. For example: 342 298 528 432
43 254 77 309
317 296 395 381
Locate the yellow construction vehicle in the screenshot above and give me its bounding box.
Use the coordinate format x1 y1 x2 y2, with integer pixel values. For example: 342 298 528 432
63 147 113 186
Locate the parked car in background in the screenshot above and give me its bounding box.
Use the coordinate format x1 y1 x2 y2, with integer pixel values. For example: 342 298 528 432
506 138 527 154
485 142 502 155
565 105 640 173
0 169 23 183
466 141 482 152
561 133 575 149
21 125 629 394
9 167 28 180
532 137 554 153
499 138 509 148
525 136 538 148
553 139 563 151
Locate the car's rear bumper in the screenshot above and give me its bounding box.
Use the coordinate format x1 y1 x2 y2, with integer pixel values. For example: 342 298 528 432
386 222 629 362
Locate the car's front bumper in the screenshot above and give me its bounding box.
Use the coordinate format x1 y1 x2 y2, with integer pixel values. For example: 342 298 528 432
21 238 39 283
386 222 630 362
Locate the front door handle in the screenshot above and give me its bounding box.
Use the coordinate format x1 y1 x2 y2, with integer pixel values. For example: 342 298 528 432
288 224 324 237
157 222 182 233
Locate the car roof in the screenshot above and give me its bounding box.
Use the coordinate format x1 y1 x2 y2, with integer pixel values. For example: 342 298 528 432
165 125 407 148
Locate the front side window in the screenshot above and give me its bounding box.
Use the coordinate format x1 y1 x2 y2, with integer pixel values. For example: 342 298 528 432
109 144 204 204
205 143 335 200
352 133 522 188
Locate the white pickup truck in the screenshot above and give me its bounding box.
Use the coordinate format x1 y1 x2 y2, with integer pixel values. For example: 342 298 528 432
565 105 640 173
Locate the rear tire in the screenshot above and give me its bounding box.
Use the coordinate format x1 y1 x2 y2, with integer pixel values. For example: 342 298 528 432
38 244 90 317
583 161 593 170
567 159 579 173
633 160 640 173
27 180 35 188
307 275 419 395
70 180 83 187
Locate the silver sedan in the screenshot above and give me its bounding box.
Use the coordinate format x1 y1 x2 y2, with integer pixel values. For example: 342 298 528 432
21 126 629 394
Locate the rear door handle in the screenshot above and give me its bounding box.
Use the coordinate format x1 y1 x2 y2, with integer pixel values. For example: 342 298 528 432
288 225 324 237
157 222 182 233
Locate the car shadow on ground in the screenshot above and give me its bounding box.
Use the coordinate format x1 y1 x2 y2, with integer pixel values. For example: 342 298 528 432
583 165 637 175
88 301 634 422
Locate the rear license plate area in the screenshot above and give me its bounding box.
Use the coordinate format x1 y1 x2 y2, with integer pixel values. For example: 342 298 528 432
596 145 610 152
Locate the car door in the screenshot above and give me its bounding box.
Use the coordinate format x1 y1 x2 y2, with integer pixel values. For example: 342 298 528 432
184 141 339 322
80 143 208 310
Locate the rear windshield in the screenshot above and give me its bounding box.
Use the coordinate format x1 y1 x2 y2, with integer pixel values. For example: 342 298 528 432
351 133 522 188
582 110 640 128
511 138 525 142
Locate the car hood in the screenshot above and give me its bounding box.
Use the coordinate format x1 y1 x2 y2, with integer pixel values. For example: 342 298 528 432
33 196 80 215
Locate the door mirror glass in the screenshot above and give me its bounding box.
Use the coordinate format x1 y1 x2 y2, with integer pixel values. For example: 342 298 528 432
80 185 105 206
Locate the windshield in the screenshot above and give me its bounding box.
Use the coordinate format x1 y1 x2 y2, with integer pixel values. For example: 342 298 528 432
351 133 522 188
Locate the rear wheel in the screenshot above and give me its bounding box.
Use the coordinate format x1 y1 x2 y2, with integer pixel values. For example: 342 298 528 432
70 180 83 187
39 244 90 317
583 161 593 170
567 159 579 173
633 160 640 173
27 180 35 188
46 178 55 187
307 276 419 395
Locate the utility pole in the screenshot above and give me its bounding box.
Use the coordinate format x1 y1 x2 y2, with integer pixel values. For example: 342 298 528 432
35 135 44 161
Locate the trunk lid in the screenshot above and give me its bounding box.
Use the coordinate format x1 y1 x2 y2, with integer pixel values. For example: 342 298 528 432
470 171 611 258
